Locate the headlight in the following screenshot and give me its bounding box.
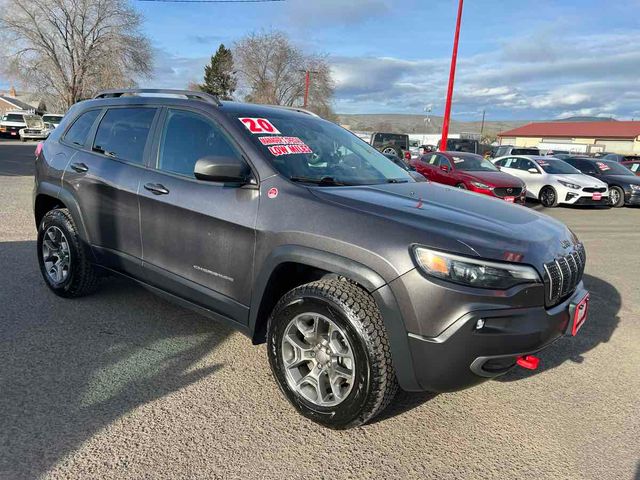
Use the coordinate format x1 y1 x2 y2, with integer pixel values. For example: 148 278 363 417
630 184 640 192
412 247 540 289
558 180 581 189
471 181 492 190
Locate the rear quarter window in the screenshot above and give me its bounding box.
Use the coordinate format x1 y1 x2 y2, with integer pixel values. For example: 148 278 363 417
63 109 101 147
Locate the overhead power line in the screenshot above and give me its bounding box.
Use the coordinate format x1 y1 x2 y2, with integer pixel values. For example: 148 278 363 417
137 0 284 3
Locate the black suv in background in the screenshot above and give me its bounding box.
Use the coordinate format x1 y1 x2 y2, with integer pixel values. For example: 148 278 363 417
563 157 640 207
34 89 590 428
370 132 410 159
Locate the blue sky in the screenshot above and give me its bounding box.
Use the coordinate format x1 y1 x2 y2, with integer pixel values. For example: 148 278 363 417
3 0 640 120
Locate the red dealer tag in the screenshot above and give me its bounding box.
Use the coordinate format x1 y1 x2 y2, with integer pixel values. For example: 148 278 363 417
267 187 278 199
239 117 281 134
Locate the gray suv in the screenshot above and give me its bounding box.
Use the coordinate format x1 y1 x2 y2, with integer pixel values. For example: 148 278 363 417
34 89 590 429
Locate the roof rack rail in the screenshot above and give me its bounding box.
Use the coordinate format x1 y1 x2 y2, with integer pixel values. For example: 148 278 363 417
275 106 320 117
93 89 222 107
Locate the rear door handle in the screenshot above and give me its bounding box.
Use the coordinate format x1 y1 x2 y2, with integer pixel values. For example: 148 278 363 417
144 183 170 195
70 162 88 173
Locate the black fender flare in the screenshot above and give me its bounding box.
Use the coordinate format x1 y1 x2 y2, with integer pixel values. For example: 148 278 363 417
35 182 91 245
249 245 420 391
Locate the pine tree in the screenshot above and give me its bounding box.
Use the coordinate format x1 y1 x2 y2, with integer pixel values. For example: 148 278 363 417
201 44 237 100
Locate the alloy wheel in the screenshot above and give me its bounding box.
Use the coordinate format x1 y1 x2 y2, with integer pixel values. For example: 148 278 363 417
280 312 355 407
610 189 620 205
42 226 71 284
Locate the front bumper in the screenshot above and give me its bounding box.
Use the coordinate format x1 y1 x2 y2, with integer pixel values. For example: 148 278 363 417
562 192 609 205
625 191 640 206
400 279 588 392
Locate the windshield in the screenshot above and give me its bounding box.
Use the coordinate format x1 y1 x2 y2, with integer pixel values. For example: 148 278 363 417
534 158 581 174
42 115 62 125
236 113 414 185
5 114 24 122
451 154 499 172
595 160 634 175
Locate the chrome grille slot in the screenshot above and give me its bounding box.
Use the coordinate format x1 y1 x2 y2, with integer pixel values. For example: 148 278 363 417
543 244 585 307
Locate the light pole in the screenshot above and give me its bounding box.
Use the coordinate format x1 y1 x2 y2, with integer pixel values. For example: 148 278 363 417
439 0 464 151
300 69 319 108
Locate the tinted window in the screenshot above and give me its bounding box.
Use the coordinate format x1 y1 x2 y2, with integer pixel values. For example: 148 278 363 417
93 108 156 164
512 148 540 155
372 133 408 149
594 160 634 175
438 155 452 168
518 159 536 171
64 109 101 147
158 109 240 177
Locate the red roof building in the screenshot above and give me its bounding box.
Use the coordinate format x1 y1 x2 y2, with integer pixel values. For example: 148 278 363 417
497 121 640 155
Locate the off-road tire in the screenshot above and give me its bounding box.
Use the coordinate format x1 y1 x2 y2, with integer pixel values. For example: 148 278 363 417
267 279 398 429
379 144 402 158
37 208 99 297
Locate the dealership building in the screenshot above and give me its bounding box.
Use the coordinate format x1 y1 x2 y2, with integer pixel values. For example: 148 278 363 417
497 121 640 154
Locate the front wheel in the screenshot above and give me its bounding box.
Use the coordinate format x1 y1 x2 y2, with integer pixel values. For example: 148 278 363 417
456 183 467 189
609 186 625 207
267 279 398 429
539 186 558 207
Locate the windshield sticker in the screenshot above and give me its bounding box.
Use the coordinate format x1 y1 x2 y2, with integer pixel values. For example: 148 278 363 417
238 117 281 134
268 143 313 156
453 157 464 163
536 160 549 166
267 187 279 199
596 162 611 171
258 136 304 146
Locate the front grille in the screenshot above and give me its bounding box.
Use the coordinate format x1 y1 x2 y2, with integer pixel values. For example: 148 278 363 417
543 244 586 307
24 129 39 134
494 187 523 197
583 187 606 193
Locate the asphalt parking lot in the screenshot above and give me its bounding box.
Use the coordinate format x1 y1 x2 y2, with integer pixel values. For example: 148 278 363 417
0 140 638 480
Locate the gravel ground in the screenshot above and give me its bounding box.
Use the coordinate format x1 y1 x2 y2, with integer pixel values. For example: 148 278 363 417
1 141 638 480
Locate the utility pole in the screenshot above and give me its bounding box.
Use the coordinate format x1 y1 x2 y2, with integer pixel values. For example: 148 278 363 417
439 0 464 151
480 110 486 137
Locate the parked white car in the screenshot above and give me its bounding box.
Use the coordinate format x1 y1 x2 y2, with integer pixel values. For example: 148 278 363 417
493 155 609 207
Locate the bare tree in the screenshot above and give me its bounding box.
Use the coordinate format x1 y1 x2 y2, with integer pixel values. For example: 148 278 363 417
234 31 335 118
0 0 152 110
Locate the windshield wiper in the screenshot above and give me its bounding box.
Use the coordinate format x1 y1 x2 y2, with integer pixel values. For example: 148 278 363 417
386 178 410 183
289 176 351 186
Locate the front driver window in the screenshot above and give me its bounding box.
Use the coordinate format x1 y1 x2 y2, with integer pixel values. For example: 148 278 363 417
158 109 241 178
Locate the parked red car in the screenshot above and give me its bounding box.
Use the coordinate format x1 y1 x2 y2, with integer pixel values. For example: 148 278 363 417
622 161 640 176
410 151 527 204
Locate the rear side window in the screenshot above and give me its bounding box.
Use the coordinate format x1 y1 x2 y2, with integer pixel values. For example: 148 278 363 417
158 109 240 178
93 108 156 164
64 109 101 146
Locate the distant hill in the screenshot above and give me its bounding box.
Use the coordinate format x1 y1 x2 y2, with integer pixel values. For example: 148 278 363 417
553 116 617 122
337 113 529 138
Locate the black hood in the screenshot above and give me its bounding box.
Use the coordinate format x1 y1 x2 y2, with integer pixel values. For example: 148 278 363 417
310 181 578 272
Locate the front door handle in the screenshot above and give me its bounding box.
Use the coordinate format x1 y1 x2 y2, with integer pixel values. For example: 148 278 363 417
70 162 88 173
144 183 170 195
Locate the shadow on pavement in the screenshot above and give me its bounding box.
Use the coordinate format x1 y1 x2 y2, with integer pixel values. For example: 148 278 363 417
499 274 620 382
0 240 232 479
0 143 36 176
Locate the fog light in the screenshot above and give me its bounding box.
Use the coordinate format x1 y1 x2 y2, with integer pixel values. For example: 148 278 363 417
475 319 485 330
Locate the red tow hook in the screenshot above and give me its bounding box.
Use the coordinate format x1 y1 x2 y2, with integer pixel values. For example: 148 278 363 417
516 355 540 370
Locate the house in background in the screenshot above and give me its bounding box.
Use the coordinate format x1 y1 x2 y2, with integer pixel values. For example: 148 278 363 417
498 121 640 155
0 86 45 116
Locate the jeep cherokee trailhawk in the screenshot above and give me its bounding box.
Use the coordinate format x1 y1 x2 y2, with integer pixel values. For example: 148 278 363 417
34 89 590 429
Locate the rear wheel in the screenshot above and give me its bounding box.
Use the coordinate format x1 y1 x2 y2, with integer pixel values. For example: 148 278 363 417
37 208 99 297
267 279 398 429
539 186 558 207
609 186 625 207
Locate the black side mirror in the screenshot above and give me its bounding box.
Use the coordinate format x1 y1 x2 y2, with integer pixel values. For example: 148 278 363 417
194 156 251 183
